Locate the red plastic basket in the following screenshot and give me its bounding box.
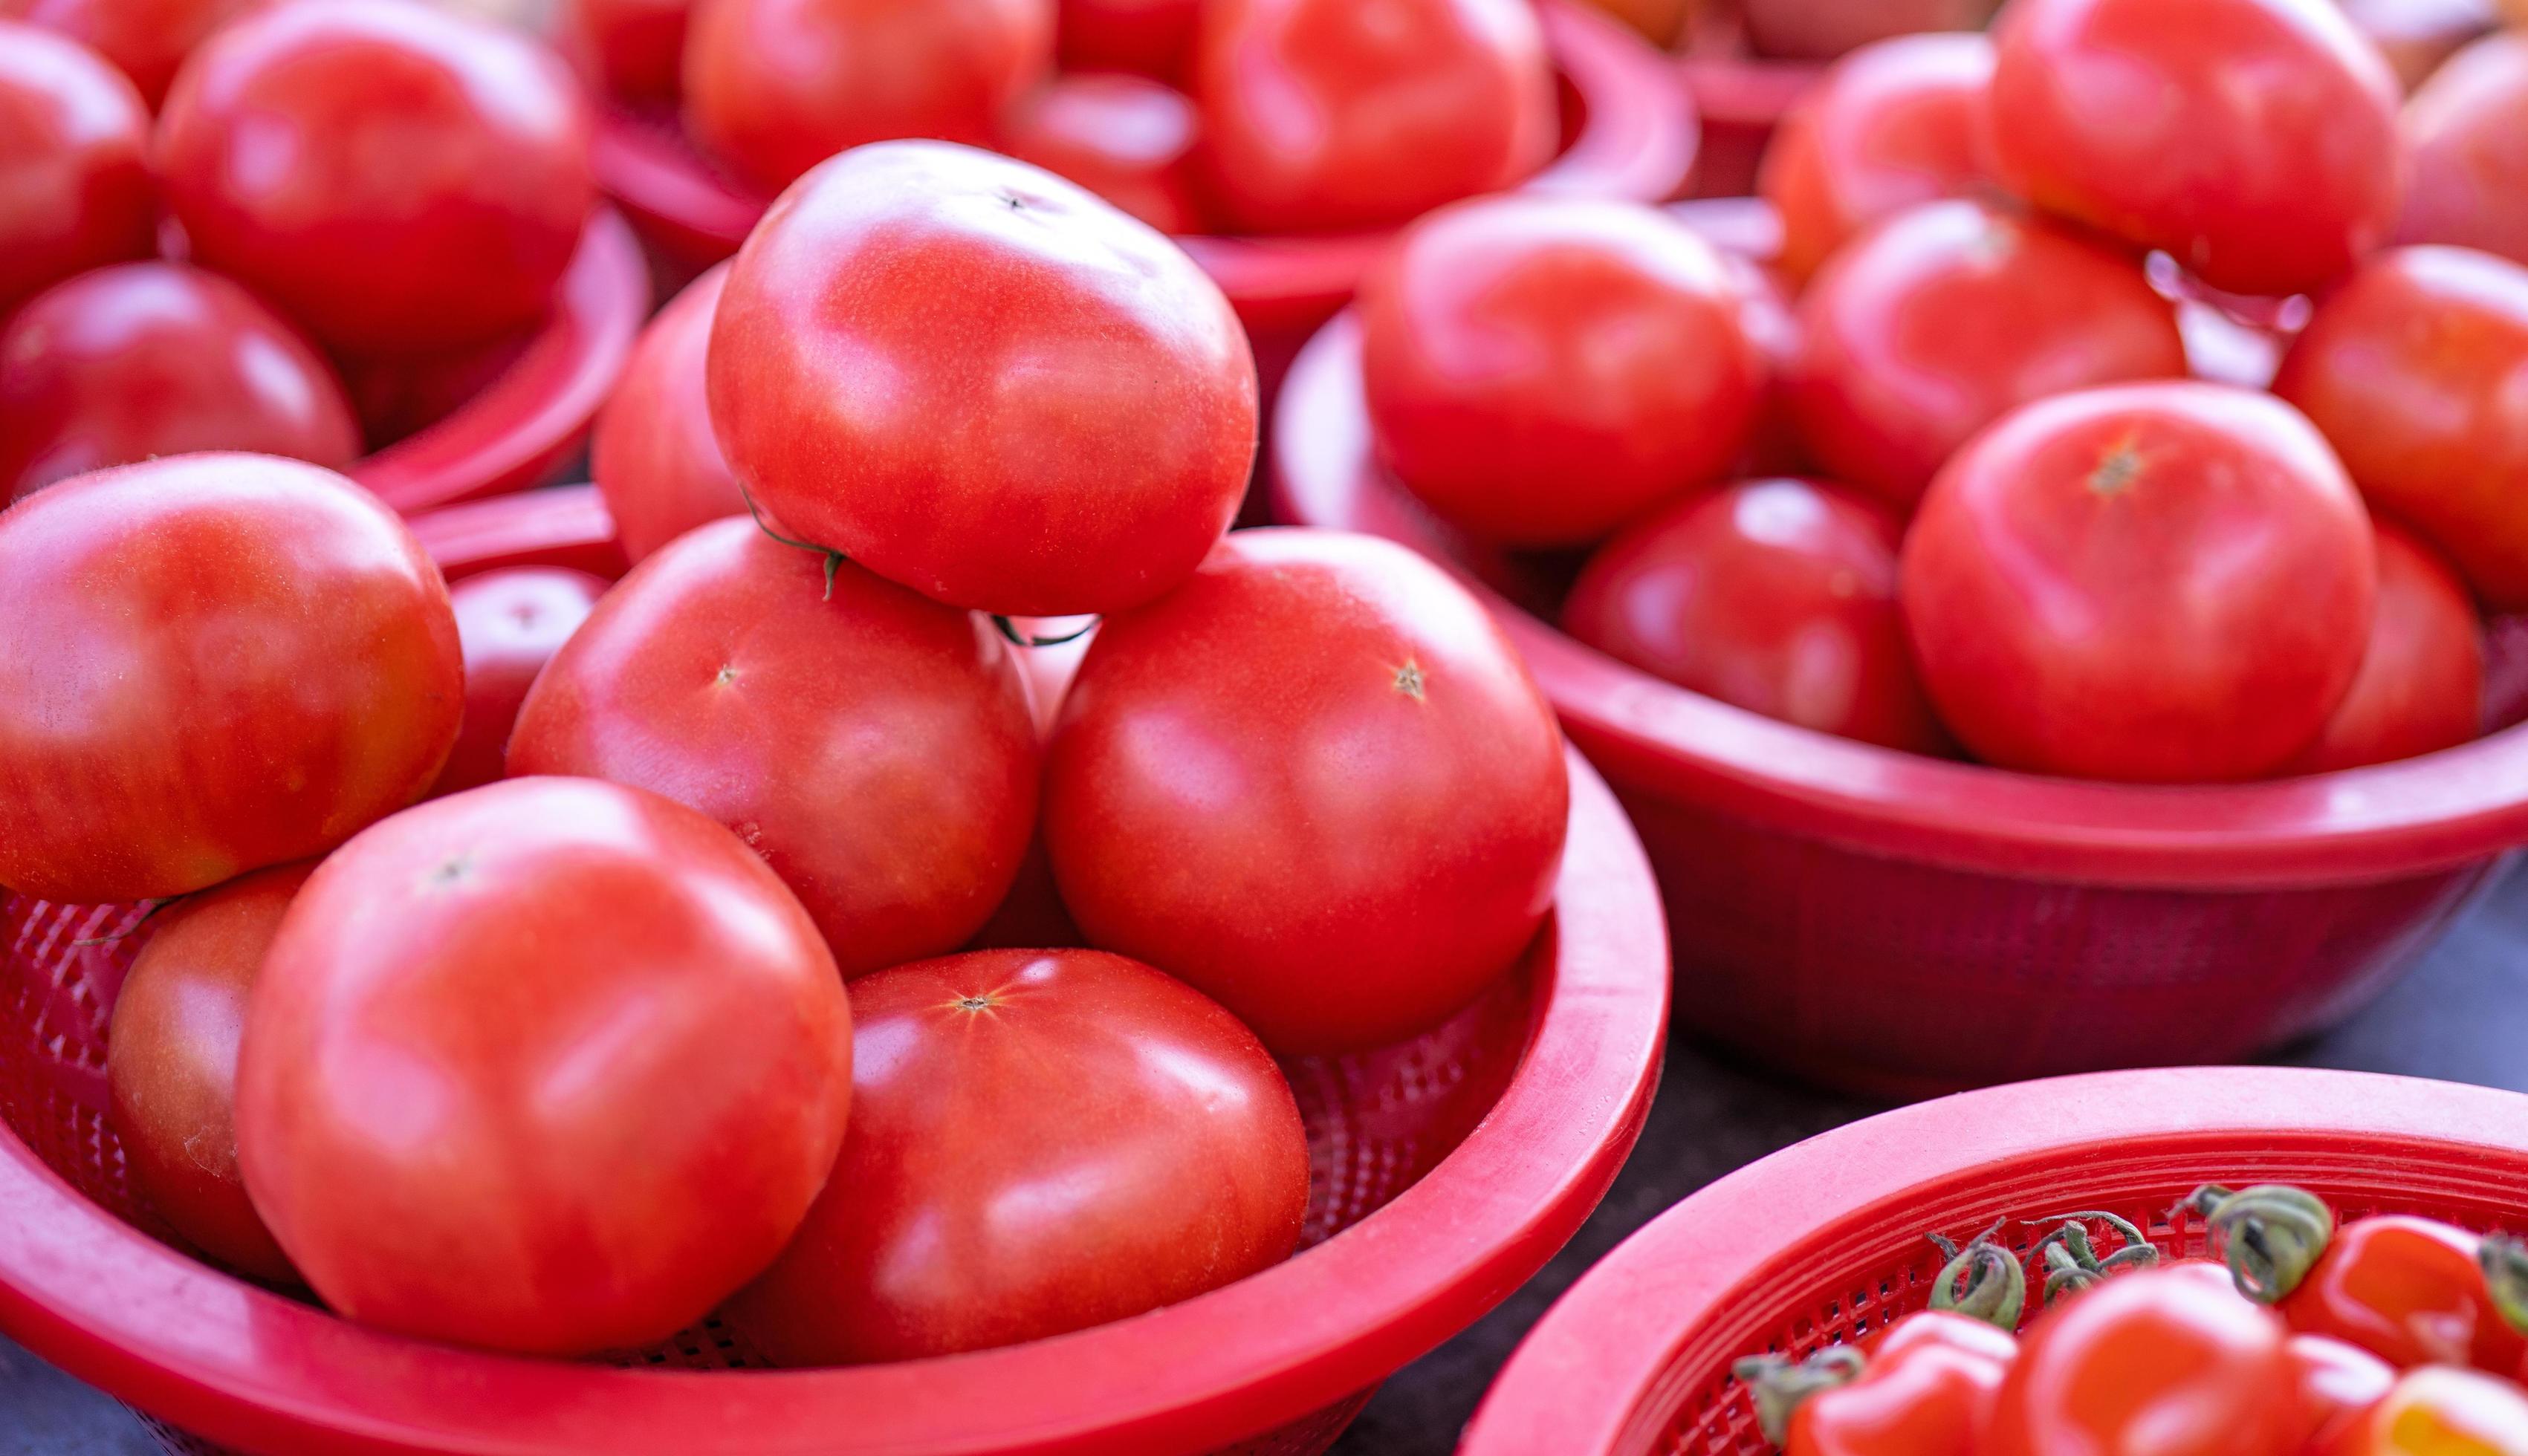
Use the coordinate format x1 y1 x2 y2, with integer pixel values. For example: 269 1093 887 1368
1456 1066 2528 1456
0 490 1671 1456
1674 54 1818 198
1270 313 2528 1096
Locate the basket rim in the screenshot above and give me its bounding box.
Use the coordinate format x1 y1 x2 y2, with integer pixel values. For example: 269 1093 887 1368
1268 312 2528 890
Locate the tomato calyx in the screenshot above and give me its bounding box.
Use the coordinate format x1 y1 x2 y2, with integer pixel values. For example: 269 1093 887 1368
1734 1345 1867 1446
2483 1235 2528 1338
2028 1211 2161 1305
992 616 1099 649
738 483 846 601
2186 1183 2336 1303
1928 1220 2029 1331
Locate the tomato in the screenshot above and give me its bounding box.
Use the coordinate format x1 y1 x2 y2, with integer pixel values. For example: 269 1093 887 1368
1 0 243 105
1741 0 1999 60
1760 33 1996 285
1190 0 1557 236
681 0 1053 195
559 0 689 105
1044 528 1567 1054
0 262 362 502
427 568 606 799
2281 1215 2528 1374
590 264 740 564
2326 1366 2528 1456
725 948 1308 1365
0 22 149 313
2396 35 2528 268
2290 1335 2399 1455
1901 382 2376 782
0 454 461 904
708 142 1255 617
1003 72 1202 235
2341 0 2499 94
1563 478 1948 753
1358 195 1764 546
2283 522 2482 774
1573 0 1688 47
1987 1263 2301 1456
106 862 313 1287
2272 247 2528 611
1057 0 1196 79
234 776 853 1357
1986 0 2403 299
1785 200 2187 507
155 0 594 355
1784 1313 2018 1456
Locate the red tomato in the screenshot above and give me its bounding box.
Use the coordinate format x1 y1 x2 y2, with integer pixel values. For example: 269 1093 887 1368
708 142 1255 617
681 0 1053 195
2289 1334 2399 1455
509 517 1040 976
2341 0 2500 93
2396 35 2528 267
2325 1365 2528 1456
1987 1263 2301 1456
1563 478 1948 753
590 264 740 564
559 0 689 105
2273 247 2528 611
1 0 244 105
2283 522 2483 774
1901 382 2376 782
0 454 461 903
724 948 1308 1365
1044 528 1568 1054
234 776 854 1357
0 262 362 501
1358 195 1765 546
1741 0 1999 60
427 567 606 799
1784 1313 2018 1456
1986 0 2404 299
155 0 594 354
106 862 313 1287
1002 72 1202 235
0 22 149 313
1057 0 1196 79
1190 0 1557 236
2282 1215 2528 1374
1785 200 2187 507
1760 33 1996 285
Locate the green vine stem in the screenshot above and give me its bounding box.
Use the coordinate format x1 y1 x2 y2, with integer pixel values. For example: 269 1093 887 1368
2185 1184 2336 1304
738 484 846 600
1734 1348 1867 1449
2483 1235 2528 1337
2029 1211 2161 1304
1926 1221 2027 1331
992 616 1098 649
70 897 172 948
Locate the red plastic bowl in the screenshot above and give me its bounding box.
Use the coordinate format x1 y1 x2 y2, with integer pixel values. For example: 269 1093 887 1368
1675 53 1819 198
0 485 1669 1456
1271 312 2528 1097
1457 1065 2528 1456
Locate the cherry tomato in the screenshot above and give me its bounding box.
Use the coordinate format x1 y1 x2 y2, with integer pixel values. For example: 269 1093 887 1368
1572 0 1688 47
2283 522 2482 774
1358 195 1765 546
0 262 362 502
709 142 1255 617
1 0 244 106
1786 1313 2018 1456
1044 528 1568 1054
1986 0 2404 299
0 453 461 904
0 22 149 313
2290 1334 2399 1455
1057 0 1196 79
2281 1215 2528 1374
1901 382 2376 782
1785 200 2187 507
559 0 689 105
1760 33 1996 285
2325 1365 2528 1456
2273 246 2528 611
155 0 594 355
1742 0 1999 60
428 567 607 799
234 776 854 1358
1002 72 1202 235
725 948 1308 1365
2341 0 2500 93
1190 0 1557 236
681 0 1053 195
590 264 740 564
106 862 313 1287
2396 35 2528 268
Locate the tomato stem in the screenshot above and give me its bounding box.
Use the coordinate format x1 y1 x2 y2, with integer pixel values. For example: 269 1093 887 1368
2482 1235 2528 1337
991 616 1098 649
1927 1220 2027 1330
2029 1212 2160 1304
736 484 846 600
2185 1183 2334 1304
1733 1347 1866 1449
69 897 172 948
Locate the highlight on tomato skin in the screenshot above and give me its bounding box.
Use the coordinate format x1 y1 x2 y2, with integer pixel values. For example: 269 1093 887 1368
2395 32 2528 270
0 19 153 313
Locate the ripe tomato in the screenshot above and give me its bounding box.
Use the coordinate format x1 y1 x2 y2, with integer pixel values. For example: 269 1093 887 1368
1786 200 2187 507
0 22 149 313
2326 1365 2528 1456
2283 522 2482 774
1760 33 1996 285
155 0 594 355
509 517 1040 976
106 862 313 1287
1784 1313 2018 1456
1044 528 1568 1054
234 777 854 1358
559 0 689 105
1563 478 1948 753
590 264 740 565
1003 72 1202 235
708 142 1255 617
0 263 362 502
681 0 1053 195
1358 195 1764 546
1741 0 1999 60
1986 0 2403 299
1 0 242 105
1057 0 1197 79
1190 0 1557 236
2273 247 2528 611
724 948 1309 1365
2290 1334 2399 1455
2281 1215 2528 1374
2394 34 2528 268
1901 382 2376 782
427 568 607 798
0 454 461 904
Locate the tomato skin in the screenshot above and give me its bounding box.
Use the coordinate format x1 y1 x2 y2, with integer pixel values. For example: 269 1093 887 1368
1190 0 1557 236
0 22 150 313
2394 34 2528 270
1044 528 1568 1055
2290 1334 2399 1455
1789 1325 2014 1456
1742 0 1998 61
2282 1215 2528 1374
155 0 594 355
1358 195 1766 547
0 263 362 502
427 568 606 799
1785 199 2187 508
1901 382 2376 782
708 141 1255 618
2282 522 2482 774
0 454 462 904
234 777 854 1358
590 264 741 565
559 0 690 105
1057 0 1197 79
725 948 1308 1365
1003 72 1202 235
0 0 243 106
1986 0 2404 299
2325 1365 2528 1456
